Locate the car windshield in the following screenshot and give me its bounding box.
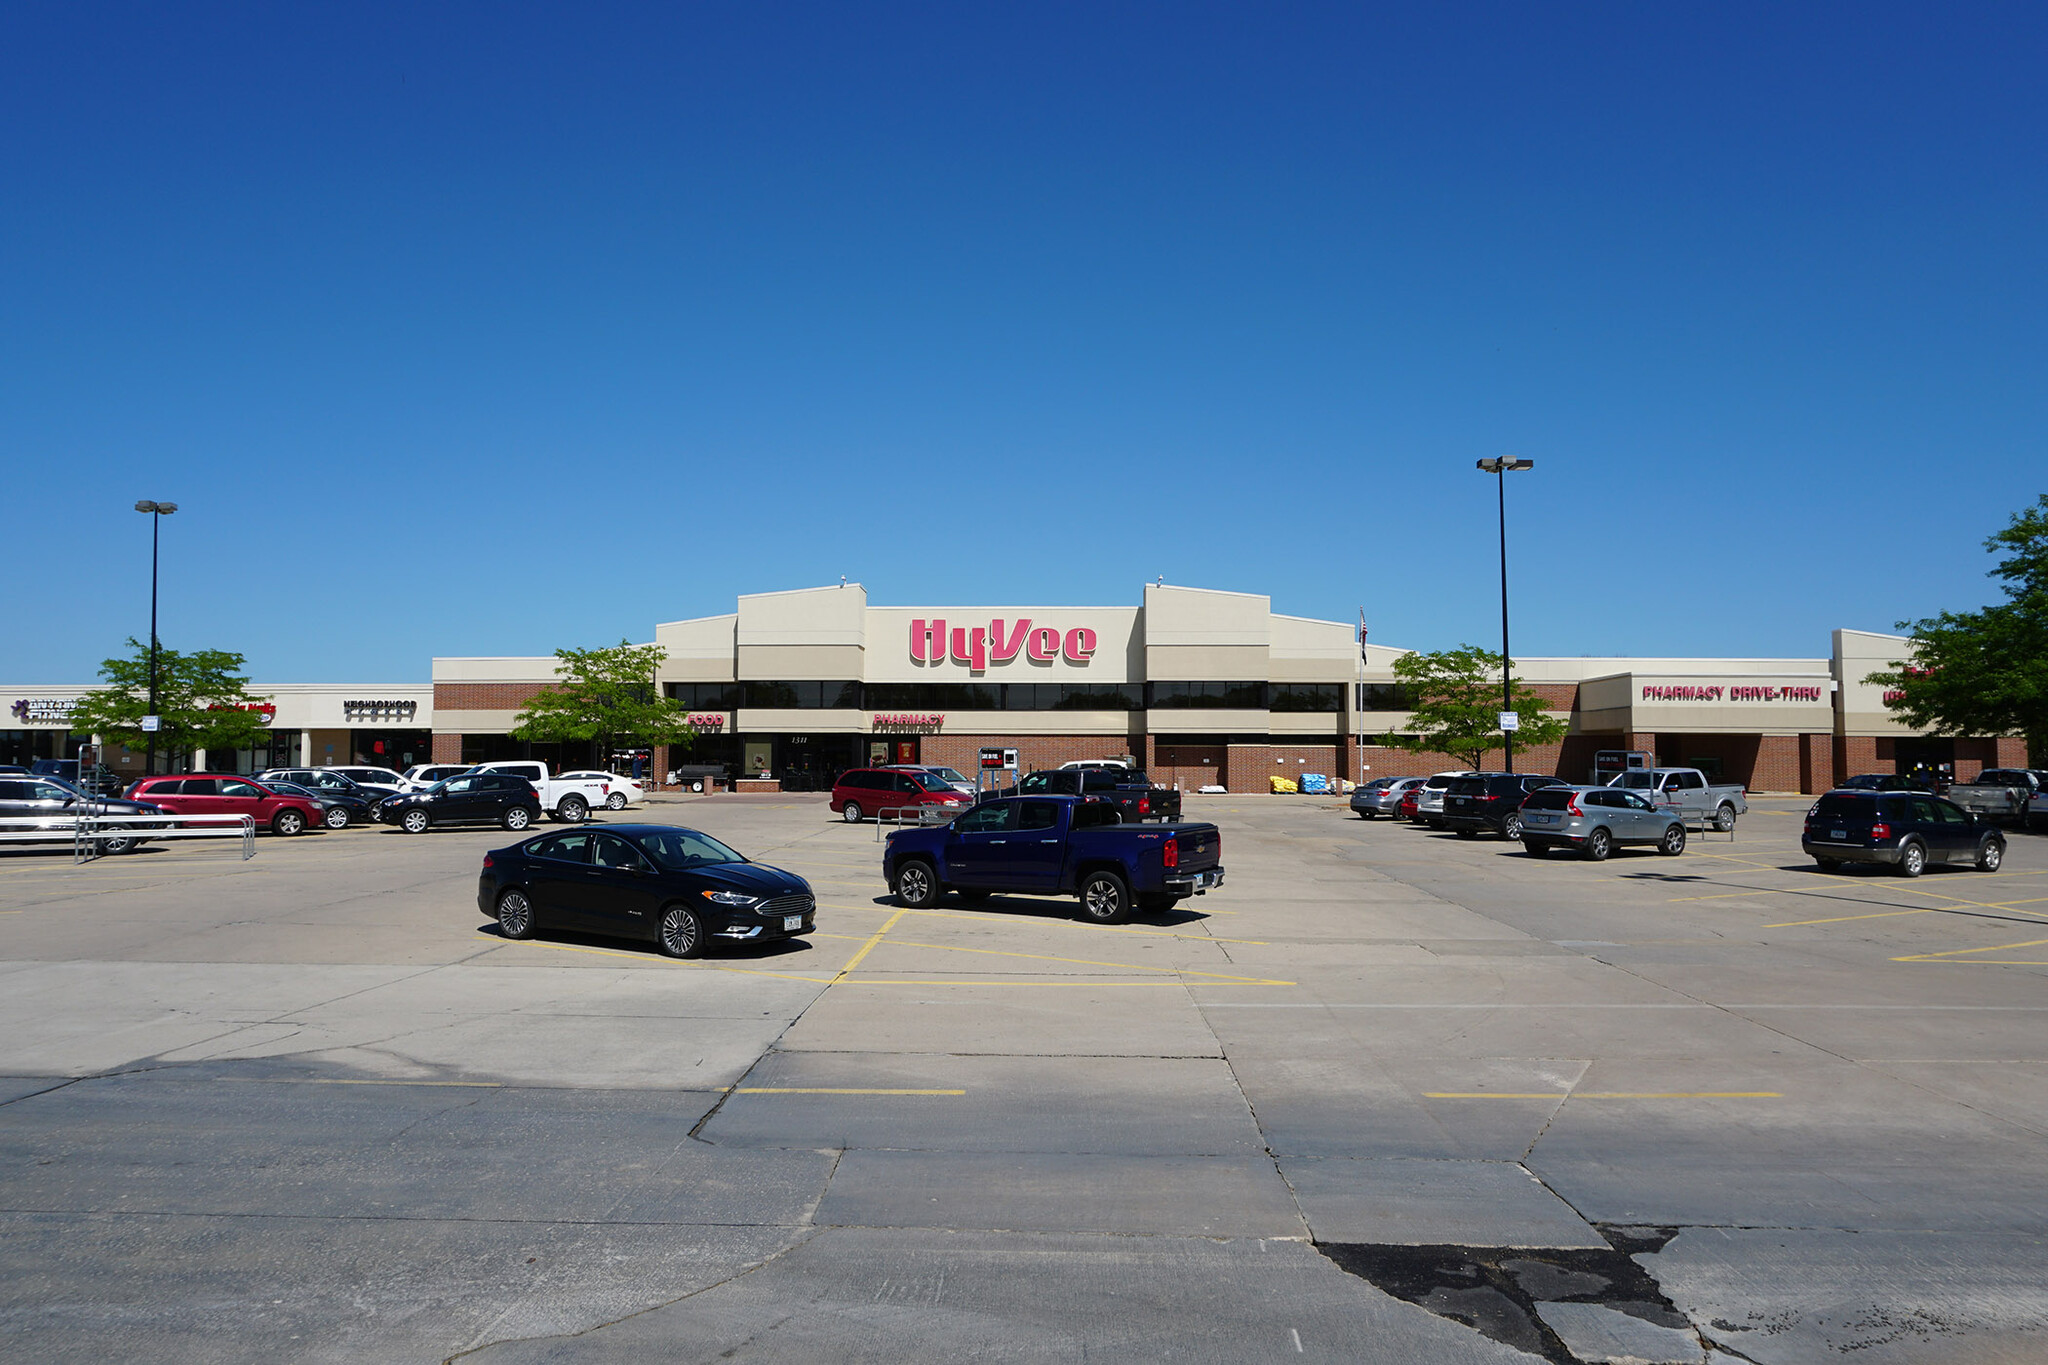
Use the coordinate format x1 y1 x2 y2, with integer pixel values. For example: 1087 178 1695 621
636 828 747 869
906 771 955 792
928 767 967 784
1613 772 1655 788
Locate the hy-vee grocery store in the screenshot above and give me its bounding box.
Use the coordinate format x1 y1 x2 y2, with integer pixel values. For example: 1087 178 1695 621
430 584 2021 795
6 584 2025 794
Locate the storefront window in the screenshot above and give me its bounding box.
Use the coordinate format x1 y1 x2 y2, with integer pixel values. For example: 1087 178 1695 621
743 681 863 708
1147 682 1269 709
1356 683 1417 710
666 682 744 709
1271 684 1343 713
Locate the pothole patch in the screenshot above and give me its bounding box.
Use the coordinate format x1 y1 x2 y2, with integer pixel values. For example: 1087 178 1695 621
1318 1225 1738 1363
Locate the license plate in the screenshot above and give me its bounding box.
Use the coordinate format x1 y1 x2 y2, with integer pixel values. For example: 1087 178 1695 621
784 915 803 930
1831 831 1846 840
1528 814 1554 823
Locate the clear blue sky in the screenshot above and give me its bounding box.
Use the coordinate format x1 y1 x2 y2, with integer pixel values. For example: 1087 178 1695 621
4 2 2044 682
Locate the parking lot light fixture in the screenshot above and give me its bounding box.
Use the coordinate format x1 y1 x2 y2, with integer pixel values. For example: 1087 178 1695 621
1473 459 1534 772
135 501 178 776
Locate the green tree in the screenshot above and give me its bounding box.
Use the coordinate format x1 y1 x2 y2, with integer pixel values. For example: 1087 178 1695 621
67 639 274 761
1378 644 1569 771
1865 494 2048 762
510 640 697 762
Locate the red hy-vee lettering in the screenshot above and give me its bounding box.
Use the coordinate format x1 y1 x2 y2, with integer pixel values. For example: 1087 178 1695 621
910 619 1097 672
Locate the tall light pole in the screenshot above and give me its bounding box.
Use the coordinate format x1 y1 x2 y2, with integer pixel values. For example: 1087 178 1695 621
134 501 178 776
1474 459 1533 773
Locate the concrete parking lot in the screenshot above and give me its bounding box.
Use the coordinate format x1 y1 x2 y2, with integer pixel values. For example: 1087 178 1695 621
2 794 2045 1363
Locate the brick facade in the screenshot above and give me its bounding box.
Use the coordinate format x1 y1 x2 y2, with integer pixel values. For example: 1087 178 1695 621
921 734 1141 780
433 682 549 711
431 732 462 763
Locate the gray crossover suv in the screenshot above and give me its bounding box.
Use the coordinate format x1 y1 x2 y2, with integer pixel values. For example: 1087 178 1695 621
1517 785 1687 860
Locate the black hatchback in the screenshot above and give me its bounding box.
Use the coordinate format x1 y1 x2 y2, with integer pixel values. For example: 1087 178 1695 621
1803 791 2005 876
477 823 816 958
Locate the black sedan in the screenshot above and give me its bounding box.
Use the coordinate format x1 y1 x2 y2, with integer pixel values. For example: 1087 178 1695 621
477 823 815 958
381 772 542 832
264 779 376 830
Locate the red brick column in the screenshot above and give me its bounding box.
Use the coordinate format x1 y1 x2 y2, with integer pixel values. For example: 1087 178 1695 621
1751 736 1802 792
1798 732 1834 794
1838 735 1878 779
1996 736 2030 768
432 733 462 763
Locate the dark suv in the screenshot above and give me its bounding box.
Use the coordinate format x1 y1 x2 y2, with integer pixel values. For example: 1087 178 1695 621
1442 773 1568 839
1837 773 1935 793
1802 790 2005 877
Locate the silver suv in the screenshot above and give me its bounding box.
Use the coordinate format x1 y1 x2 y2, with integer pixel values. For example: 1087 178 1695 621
1412 771 1476 829
1518 785 1687 861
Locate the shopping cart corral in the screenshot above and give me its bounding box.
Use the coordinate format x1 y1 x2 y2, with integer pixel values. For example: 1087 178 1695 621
0 812 259 864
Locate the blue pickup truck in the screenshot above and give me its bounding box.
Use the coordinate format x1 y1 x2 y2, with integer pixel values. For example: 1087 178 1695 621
882 795 1225 923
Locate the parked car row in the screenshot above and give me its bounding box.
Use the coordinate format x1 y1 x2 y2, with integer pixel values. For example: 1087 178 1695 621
1351 766 1735 861
1352 764 2015 877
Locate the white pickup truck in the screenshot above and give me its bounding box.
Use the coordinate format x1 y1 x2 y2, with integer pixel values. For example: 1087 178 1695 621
468 761 611 822
1609 767 1748 832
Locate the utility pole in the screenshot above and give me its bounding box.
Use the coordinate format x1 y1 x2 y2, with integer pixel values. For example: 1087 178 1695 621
1474 460 1532 773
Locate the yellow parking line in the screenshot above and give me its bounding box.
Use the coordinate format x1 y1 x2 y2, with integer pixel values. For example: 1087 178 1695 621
1767 907 1936 927
1668 889 1779 903
1425 1091 1781 1100
833 908 907 984
1894 936 2048 965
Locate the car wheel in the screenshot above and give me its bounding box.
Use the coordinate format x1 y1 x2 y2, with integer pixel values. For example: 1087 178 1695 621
401 809 431 834
1713 804 1737 833
605 792 627 811
1523 837 1551 857
496 889 536 940
1582 827 1612 861
895 859 940 908
503 806 531 831
272 809 305 836
1077 870 1134 924
1976 837 2004 872
1357 810 1372 820
1502 813 1524 841
1658 823 1686 856
1814 857 1841 871
1898 839 1926 877
95 829 138 855
1137 893 1180 914
842 801 863 823
658 904 706 958
324 807 351 830
368 800 384 820
557 795 588 823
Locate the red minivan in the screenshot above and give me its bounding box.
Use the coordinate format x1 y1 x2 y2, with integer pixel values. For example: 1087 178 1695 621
829 768 971 824
125 774 325 836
